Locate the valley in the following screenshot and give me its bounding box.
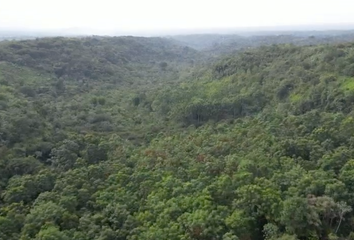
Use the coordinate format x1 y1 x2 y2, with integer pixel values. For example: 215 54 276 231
1 32 354 240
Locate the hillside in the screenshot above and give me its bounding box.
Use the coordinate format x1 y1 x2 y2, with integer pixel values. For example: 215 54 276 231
153 42 354 126
2 36 354 240
0 36 201 83
170 31 354 56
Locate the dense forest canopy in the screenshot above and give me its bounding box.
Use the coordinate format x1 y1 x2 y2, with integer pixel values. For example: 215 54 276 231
170 30 354 56
1 33 354 240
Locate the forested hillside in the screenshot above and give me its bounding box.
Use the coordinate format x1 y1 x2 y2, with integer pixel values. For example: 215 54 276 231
2 35 354 240
171 31 354 56
0 37 201 82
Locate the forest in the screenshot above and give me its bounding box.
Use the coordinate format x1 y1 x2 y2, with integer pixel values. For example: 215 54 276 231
1 32 354 240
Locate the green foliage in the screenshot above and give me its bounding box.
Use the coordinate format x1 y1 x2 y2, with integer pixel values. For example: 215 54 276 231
35 225 70 240
2 35 354 240
340 77 354 91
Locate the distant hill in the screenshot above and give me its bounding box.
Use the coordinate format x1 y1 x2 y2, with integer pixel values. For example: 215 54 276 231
167 34 245 50
169 30 354 55
0 36 201 82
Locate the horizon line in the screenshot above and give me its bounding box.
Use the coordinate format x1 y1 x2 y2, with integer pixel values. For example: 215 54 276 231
1 22 354 37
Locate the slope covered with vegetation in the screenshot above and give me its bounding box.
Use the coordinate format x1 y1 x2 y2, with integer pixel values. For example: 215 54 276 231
171 31 354 56
0 36 200 82
2 35 354 240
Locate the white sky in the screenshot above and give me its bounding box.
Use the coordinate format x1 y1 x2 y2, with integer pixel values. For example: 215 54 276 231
0 0 354 32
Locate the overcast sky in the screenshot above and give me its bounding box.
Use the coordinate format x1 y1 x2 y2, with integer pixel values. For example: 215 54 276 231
0 0 354 33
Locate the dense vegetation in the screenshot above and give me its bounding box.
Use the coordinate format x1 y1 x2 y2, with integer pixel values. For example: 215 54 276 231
171 31 354 56
2 34 354 240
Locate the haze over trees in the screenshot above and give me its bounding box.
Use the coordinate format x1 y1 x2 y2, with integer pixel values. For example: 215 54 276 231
2 31 354 240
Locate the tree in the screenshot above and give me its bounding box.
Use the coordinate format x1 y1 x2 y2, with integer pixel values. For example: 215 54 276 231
50 140 80 171
159 62 168 71
35 225 70 240
280 197 320 237
335 201 352 234
21 201 66 238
